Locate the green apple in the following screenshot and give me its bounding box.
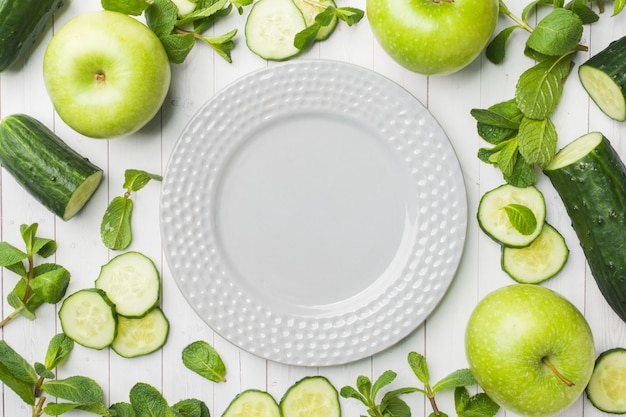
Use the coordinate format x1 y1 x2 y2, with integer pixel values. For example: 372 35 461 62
43 10 171 139
367 0 498 75
465 284 595 417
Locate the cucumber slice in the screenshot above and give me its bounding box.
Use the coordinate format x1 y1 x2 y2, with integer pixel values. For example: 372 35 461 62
586 348 626 414
245 0 306 61
112 307 169 358
292 0 337 41
501 223 568 284
59 289 117 350
578 35 626 122
477 184 546 247
222 389 281 417
280 376 340 417
95 251 160 318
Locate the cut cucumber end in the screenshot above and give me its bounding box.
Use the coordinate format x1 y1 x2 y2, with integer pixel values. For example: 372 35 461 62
63 170 103 220
586 348 626 414
59 289 117 350
245 0 306 61
545 132 604 171
579 65 626 121
111 307 169 358
477 184 546 248
223 389 281 417
501 223 569 284
95 251 161 318
280 376 340 417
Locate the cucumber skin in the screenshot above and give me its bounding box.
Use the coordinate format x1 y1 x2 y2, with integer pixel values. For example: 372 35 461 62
544 135 626 322
579 36 626 104
0 114 103 220
0 0 64 71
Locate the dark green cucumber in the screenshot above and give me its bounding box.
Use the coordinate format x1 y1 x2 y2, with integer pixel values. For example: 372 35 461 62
0 0 64 71
544 132 626 322
579 35 626 121
0 114 103 220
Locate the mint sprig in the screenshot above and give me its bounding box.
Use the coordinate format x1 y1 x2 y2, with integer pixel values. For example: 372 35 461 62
340 370 416 417
100 169 162 251
294 5 364 51
0 224 70 327
471 0 621 187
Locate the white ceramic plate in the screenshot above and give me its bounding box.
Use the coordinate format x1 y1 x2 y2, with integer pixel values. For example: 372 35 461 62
160 60 467 366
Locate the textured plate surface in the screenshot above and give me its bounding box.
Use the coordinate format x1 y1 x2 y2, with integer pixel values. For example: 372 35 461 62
160 60 467 366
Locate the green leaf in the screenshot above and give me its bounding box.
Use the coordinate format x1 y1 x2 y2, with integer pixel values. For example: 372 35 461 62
340 385 367 403
20 223 37 253
32 236 57 258
491 139 519 177
160 33 196 64
177 0 228 26
35 363 55 379
44 402 112 416
407 352 429 385
486 26 519 64
192 2 233 33
515 54 572 119
0 242 28 267
458 392 500 417
101 196 134 250
146 0 179 37
29 264 71 304
517 116 557 167
474 99 522 145
295 24 321 50
432 368 476 393
11 278 44 312
182 340 227 383
110 402 137 417
356 375 373 398
455 387 471 415
526 8 582 56
44 333 74 371
504 158 537 188
470 108 521 130
372 370 396 399
201 28 237 63
42 376 105 403
335 7 364 26
7 291 36 320
101 0 150 15
123 169 163 193
503 204 538 235
568 0 599 24
316 6 337 26
130 383 171 417
172 398 211 417
614 0 626 15
231 0 253 14
380 396 411 417
380 387 420 402
0 341 37 405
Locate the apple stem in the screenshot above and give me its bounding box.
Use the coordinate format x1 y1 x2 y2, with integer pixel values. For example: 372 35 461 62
542 357 575 387
94 72 105 83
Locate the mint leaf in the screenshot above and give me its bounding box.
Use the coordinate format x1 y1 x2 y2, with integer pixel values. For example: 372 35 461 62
124 169 163 193
504 158 537 188
517 116 557 167
372 370 396 399
177 0 229 26
380 395 411 417
504 204 538 235
101 196 134 250
200 28 237 63
0 242 27 268
456 388 500 417
182 340 227 383
0 341 37 405
526 8 583 56
42 376 105 403
129 383 171 417
432 369 476 393
34 362 55 379
7 292 36 320
470 108 521 130
160 33 196 64
146 0 179 37
44 333 74 371
295 24 321 50
486 26 519 64
335 7 364 26
29 264 70 304
110 402 137 417
515 54 572 119
44 402 112 416
491 139 519 176
102 0 149 15
339 385 367 403
568 0 599 24
614 0 626 15
408 351 430 385
172 398 211 417
356 375 373 398
32 236 57 258
20 223 37 254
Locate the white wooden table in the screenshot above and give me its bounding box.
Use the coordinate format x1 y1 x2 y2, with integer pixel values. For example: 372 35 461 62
2 1 626 416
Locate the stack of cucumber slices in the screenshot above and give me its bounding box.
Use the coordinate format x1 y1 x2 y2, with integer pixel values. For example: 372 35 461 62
477 184 569 284
59 251 169 358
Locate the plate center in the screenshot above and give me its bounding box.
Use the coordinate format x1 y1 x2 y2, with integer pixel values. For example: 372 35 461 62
216 113 415 310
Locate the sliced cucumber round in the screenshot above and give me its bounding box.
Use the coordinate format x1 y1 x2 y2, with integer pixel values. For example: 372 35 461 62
586 348 626 414
292 0 337 40
501 223 568 284
59 288 117 350
245 0 306 61
112 307 169 358
280 376 340 417
478 184 546 247
222 389 281 417
95 251 160 318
